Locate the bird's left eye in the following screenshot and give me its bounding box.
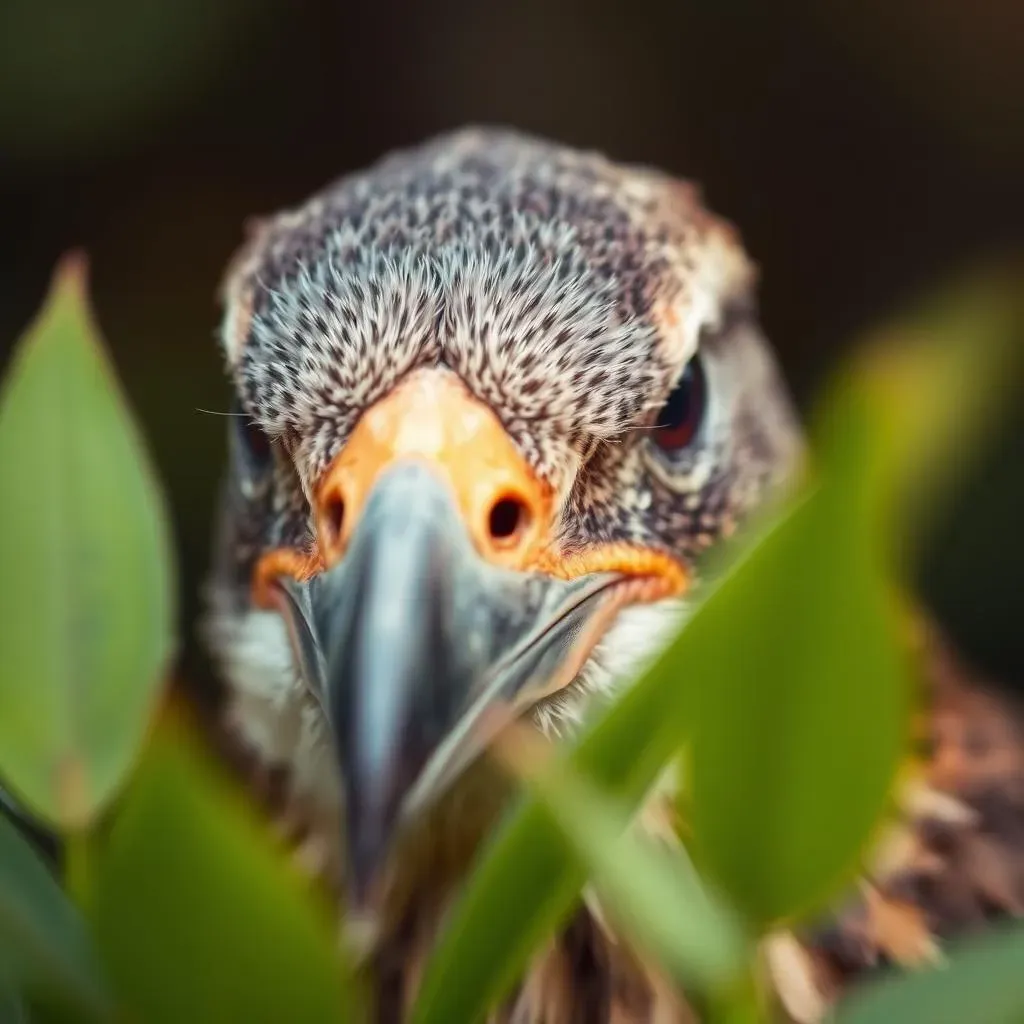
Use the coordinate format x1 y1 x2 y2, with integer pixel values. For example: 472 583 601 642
653 356 707 451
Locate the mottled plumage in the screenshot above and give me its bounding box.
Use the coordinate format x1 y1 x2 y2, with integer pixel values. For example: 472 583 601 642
204 128 1023 1022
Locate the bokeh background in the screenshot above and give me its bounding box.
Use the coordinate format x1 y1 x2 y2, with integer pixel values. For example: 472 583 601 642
2 0 1022 705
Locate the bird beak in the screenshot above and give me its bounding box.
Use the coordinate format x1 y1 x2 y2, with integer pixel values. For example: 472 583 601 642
273 462 627 904
252 370 686 909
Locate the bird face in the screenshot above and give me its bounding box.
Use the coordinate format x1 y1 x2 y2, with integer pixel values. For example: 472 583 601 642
206 129 803 912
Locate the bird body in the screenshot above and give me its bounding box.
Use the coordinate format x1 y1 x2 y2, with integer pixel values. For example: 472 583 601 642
205 129 1023 1021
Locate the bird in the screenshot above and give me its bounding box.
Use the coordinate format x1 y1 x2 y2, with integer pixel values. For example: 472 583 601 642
203 127 1024 1022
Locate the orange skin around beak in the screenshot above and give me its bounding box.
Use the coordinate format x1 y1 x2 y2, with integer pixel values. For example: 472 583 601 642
254 367 687 606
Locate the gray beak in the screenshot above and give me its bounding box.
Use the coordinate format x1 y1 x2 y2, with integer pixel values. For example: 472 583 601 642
272 461 620 907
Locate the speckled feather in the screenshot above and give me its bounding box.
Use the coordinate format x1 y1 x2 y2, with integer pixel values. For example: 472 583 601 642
204 128 1023 1023
216 129 799 572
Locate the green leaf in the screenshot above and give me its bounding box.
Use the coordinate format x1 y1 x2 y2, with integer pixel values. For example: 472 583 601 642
687 393 911 927
0 977 29 1024
509 737 748 990
837 924 1024 1024
0 253 175 829
0 987 28 1019
89 716 361 1024
0 813 111 1020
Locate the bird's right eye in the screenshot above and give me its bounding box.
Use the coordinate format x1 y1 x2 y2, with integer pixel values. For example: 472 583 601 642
231 398 274 477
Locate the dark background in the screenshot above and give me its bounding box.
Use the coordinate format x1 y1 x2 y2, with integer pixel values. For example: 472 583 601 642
2 0 1022 701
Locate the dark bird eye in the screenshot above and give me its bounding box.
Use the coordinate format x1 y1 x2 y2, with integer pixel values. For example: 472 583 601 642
231 398 274 475
653 357 707 452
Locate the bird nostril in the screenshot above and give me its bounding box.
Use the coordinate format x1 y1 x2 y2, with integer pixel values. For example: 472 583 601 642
488 495 530 546
322 494 346 550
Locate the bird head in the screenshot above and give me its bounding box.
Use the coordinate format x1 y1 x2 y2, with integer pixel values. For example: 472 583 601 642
206 129 803 917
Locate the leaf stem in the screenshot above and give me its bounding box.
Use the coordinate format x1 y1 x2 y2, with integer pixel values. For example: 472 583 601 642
706 961 767 1024
64 826 93 912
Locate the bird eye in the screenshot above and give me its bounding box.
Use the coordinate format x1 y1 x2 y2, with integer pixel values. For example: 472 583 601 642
653 357 707 452
231 398 274 475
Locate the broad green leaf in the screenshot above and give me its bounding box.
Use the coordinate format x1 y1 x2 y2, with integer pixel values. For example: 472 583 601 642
702 964 766 1024
506 733 748 989
0 254 175 829
89 716 360 1024
0 976 29 1024
837 924 1024 1024
688 391 911 927
0 813 110 1020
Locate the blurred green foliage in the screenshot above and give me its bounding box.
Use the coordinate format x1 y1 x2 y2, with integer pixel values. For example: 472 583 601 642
685 397 908 930
837 924 1024 1024
0 256 1020 1023
0 256 174 831
89 723 360 1024
510 742 748 990
0 814 110 1020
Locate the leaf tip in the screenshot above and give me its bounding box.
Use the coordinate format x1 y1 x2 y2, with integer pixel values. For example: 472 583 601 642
52 249 92 305
43 249 103 353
